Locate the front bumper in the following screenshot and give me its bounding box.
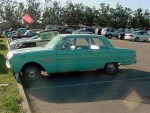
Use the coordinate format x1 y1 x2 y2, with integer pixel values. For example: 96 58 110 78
6 60 12 69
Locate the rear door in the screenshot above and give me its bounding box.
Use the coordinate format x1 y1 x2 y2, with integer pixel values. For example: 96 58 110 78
138 32 145 41
143 32 149 41
90 37 109 69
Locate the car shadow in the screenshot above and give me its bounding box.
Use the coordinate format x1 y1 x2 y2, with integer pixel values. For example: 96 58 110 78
0 54 9 74
22 69 150 104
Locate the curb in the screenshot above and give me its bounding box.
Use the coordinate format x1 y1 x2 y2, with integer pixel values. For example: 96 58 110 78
16 77 32 113
7 39 32 113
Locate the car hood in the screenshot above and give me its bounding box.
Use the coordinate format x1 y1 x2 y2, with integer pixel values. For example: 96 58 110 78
13 47 50 55
10 38 32 45
10 36 39 45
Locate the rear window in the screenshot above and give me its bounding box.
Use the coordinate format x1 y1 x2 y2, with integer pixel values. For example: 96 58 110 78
91 37 107 49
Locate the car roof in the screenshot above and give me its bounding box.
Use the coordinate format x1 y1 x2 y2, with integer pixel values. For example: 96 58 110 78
136 30 146 32
57 34 114 48
58 34 100 37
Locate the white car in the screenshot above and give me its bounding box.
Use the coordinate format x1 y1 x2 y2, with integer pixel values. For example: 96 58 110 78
72 29 93 34
124 31 150 42
147 30 150 35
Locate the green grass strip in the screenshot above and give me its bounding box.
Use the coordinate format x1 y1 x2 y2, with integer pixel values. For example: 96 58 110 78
0 37 23 113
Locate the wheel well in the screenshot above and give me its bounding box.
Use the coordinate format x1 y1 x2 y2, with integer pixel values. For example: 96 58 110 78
21 62 45 72
135 37 139 42
105 62 119 67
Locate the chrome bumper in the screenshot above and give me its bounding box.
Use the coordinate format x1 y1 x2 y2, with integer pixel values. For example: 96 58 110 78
6 60 11 69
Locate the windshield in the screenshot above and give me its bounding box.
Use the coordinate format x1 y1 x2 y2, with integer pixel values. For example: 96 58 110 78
30 35 38 39
45 35 65 50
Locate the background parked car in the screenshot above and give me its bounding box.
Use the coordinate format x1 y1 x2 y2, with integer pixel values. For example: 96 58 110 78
147 30 150 35
101 27 119 39
124 30 150 42
117 28 126 40
18 27 27 35
11 29 37 41
83 27 95 33
24 30 37 36
3 28 17 38
9 31 59 50
72 29 93 34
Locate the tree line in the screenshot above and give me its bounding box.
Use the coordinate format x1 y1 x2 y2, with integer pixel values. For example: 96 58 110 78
0 0 150 30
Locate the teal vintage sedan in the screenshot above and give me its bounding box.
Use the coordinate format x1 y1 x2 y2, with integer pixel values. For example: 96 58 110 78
6 34 136 80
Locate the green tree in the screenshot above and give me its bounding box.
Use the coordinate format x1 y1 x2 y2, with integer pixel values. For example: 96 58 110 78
0 0 18 28
131 8 150 28
0 0 150 29
98 3 133 28
63 1 80 27
42 0 64 28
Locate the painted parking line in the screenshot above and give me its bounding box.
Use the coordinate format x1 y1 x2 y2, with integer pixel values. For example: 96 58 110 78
29 76 150 90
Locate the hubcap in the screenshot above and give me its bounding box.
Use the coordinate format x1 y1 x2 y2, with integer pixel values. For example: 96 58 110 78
25 67 39 80
108 35 112 39
107 63 117 74
135 38 139 42
108 63 116 72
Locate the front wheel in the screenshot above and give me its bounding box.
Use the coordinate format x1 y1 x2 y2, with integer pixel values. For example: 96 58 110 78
105 63 118 75
22 65 40 80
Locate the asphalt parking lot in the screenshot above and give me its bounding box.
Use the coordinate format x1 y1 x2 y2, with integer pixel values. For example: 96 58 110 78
22 39 150 113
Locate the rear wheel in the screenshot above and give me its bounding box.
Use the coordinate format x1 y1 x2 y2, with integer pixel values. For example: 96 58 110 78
120 34 124 40
135 37 139 42
22 65 40 80
105 62 118 75
108 34 112 39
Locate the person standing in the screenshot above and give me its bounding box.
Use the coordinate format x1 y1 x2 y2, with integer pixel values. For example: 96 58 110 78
16 29 21 38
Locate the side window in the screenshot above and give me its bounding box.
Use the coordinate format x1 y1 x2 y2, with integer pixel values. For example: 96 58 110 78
107 29 110 32
91 38 106 49
62 38 90 50
111 29 114 32
62 38 75 50
75 38 89 49
138 32 143 35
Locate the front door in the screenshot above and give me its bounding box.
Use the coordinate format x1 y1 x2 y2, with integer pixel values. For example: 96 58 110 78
57 37 92 72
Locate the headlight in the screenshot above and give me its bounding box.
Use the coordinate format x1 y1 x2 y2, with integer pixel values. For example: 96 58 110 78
7 51 14 60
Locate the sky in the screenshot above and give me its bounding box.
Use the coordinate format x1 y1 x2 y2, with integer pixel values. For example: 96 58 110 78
17 0 150 11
